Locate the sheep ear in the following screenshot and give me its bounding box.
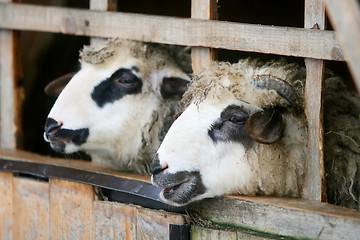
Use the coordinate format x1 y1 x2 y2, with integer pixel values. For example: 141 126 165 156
246 108 285 144
44 72 75 97
160 77 189 99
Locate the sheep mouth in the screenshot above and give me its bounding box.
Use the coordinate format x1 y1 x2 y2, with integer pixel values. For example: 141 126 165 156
162 181 187 199
152 171 206 206
44 128 89 153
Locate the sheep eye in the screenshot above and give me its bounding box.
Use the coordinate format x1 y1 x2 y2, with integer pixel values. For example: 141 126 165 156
229 115 246 125
123 77 136 85
116 74 139 88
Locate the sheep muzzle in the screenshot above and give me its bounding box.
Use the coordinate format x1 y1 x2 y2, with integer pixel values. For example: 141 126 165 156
44 117 89 153
152 169 206 206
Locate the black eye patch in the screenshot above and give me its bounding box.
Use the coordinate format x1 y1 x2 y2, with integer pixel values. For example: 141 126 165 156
91 68 142 107
208 105 253 147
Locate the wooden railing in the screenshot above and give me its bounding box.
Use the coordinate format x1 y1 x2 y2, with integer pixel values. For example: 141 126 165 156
1 0 360 239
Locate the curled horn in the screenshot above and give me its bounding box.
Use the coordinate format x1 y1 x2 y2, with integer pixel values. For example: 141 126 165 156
252 75 302 112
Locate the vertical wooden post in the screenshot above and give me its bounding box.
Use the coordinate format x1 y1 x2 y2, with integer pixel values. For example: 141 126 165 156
0 172 13 240
326 0 360 92
89 0 117 45
303 0 326 202
191 0 217 73
0 0 23 150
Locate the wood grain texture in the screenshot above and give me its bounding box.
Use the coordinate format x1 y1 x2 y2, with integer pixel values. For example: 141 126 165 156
326 0 360 91
302 0 326 202
90 0 117 46
192 226 237 240
0 172 13 240
0 26 22 149
50 179 94 240
191 0 217 73
93 201 137 239
192 195 360 240
0 148 150 182
191 226 272 240
0 3 344 61
1 150 360 239
89 0 117 11
13 177 49 240
136 207 189 239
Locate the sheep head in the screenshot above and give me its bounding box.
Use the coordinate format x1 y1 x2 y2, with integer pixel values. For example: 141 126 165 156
43 39 191 173
151 59 307 206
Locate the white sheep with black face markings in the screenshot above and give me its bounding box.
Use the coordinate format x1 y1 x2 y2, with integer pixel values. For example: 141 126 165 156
44 39 191 173
151 59 360 209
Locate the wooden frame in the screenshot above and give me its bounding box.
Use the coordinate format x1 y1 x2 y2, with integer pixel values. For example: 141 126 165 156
1 148 360 239
0 0 360 239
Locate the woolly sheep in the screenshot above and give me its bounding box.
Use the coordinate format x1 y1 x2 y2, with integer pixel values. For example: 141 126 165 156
151 58 360 209
44 39 191 174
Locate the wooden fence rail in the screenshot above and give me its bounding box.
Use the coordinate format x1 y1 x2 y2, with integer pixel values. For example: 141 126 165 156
1 0 360 239
0 2 345 61
0 149 360 239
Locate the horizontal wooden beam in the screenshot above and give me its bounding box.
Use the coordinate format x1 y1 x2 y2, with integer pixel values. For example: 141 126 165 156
0 148 188 212
0 2 345 61
1 149 360 239
192 195 360 239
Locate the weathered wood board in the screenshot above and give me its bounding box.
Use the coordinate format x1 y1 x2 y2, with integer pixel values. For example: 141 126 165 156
326 0 360 91
0 172 13 240
0 150 190 240
0 26 22 149
13 176 49 240
191 0 217 73
191 226 273 240
0 3 344 61
93 201 138 239
192 195 360 239
303 0 326 202
49 179 94 240
137 207 188 239
89 0 117 45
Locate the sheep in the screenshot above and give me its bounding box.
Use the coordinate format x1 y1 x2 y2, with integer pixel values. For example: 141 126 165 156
151 58 360 209
43 39 191 174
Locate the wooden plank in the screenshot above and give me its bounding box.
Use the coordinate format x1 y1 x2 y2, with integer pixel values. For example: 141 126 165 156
0 3 345 61
136 207 189 239
192 226 237 240
0 2 23 149
0 172 13 240
93 201 137 239
0 149 176 212
326 0 360 92
89 0 117 11
50 179 94 240
192 195 360 240
302 0 326 202
13 177 49 240
2 149 360 238
0 148 150 183
191 226 272 240
191 0 217 73
89 0 117 45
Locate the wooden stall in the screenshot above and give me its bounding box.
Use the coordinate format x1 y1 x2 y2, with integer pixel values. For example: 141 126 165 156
0 0 360 239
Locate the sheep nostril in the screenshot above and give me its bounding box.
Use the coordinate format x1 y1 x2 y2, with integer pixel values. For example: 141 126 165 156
151 165 165 175
150 153 169 175
45 118 63 134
